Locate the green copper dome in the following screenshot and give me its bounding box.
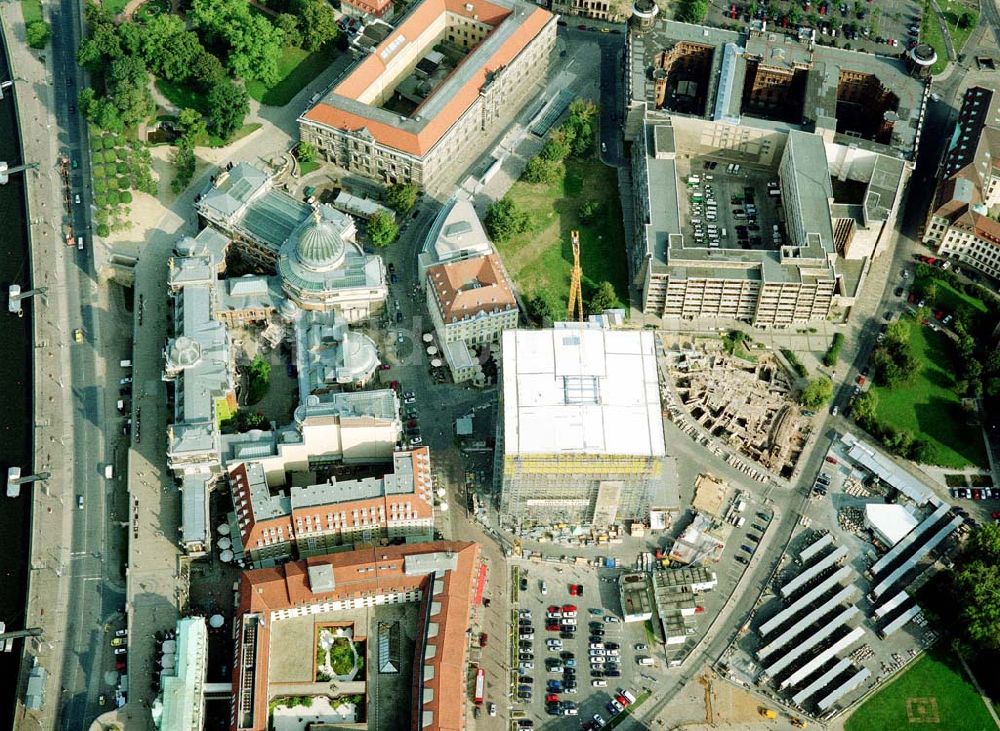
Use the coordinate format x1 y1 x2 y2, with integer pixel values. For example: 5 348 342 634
295 211 346 272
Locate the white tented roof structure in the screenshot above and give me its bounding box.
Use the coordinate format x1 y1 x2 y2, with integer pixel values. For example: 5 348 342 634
864 503 920 546
501 328 665 457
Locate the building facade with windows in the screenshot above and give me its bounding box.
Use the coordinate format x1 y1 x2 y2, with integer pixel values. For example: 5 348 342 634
923 86 1000 280
625 20 922 327
227 447 435 568
230 541 481 731
425 252 518 382
298 0 557 188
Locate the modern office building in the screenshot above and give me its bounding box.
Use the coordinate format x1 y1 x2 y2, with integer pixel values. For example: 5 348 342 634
151 617 209 731
417 195 495 282
625 20 924 326
497 325 667 528
298 0 557 188
230 541 481 731
923 86 1000 280
425 252 518 383
228 447 435 567
196 162 388 322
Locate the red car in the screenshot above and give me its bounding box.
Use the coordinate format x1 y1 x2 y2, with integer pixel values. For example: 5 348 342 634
380 363 391 370
546 693 560 703
856 375 866 386
825 456 838 464
548 605 560 614
562 604 577 613
479 633 488 647
546 623 560 632
616 694 631 707
569 584 578 595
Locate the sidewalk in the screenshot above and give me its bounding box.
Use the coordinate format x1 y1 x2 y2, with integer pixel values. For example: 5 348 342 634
2 3 82 729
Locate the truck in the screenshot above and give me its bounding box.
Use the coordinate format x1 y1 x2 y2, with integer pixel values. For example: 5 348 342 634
474 666 485 704
759 707 777 719
104 464 114 479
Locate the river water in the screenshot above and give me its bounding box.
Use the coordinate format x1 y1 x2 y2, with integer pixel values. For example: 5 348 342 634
0 34 34 729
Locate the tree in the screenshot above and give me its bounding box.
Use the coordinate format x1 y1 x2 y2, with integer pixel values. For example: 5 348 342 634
525 293 556 325
275 12 302 47
297 140 317 163
190 0 284 84
225 12 284 84
245 355 271 404
107 55 154 127
206 80 249 140
172 143 197 193
521 156 561 185
958 10 975 28
178 107 208 146
385 182 418 213
484 197 529 243
579 200 602 223
852 389 879 426
801 377 833 408
141 15 205 82
190 51 227 91
367 210 399 248
588 281 619 315
540 136 570 162
296 0 339 51
26 20 51 48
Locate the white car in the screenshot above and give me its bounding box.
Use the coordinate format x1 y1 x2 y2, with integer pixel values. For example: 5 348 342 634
589 649 606 657
592 679 608 687
561 618 577 626
546 639 562 647
562 610 577 618
594 713 607 728
488 703 496 717
603 616 621 623
519 662 534 671
589 642 605 650
404 397 417 405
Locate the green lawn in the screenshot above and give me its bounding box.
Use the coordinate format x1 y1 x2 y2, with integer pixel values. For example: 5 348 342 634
246 46 333 107
496 157 629 317
156 79 211 115
299 160 320 176
939 0 978 55
920 2 950 74
872 317 987 469
207 122 262 148
845 650 995 731
927 279 989 317
102 0 130 14
20 0 42 24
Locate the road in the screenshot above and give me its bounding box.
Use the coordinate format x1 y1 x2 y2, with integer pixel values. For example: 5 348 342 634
48 0 129 724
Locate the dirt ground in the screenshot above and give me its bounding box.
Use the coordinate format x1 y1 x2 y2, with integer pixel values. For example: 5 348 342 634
648 666 785 730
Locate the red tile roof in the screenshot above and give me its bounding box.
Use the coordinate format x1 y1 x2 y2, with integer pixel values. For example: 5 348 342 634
427 253 517 323
231 541 481 731
230 448 434 558
302 0 553 157
343 0 392 17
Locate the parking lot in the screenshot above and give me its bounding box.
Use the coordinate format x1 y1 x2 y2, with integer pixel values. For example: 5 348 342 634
706 0 926 57
510 561 653 729
678 160 785 252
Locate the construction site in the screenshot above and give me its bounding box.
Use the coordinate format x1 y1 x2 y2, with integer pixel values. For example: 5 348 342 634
663 344 811 480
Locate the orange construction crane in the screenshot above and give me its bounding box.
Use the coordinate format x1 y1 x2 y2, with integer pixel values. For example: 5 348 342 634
567 230 583 322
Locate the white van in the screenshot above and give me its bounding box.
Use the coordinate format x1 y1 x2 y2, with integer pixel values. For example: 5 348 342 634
722 228 727 238
120 360 132 369
104 464 114 479
77 236 84 251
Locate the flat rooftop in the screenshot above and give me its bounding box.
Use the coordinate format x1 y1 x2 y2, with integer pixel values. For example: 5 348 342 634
501 327 665 458
301 0 553 156
629 20 926 159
